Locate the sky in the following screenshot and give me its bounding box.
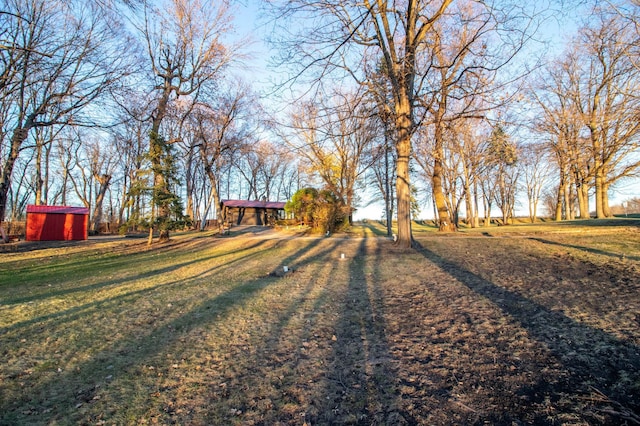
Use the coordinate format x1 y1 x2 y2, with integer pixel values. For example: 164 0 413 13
230 1 276 92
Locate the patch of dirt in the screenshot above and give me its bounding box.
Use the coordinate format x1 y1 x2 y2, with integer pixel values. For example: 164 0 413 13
382 236 640 425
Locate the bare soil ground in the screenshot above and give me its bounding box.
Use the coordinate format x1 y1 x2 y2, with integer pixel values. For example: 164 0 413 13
0 224 639 425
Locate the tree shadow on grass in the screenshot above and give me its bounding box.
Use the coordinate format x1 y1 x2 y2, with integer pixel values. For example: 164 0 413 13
0 237 342 424
413 241 640 422
0 240 277 336
559 218 640 228
358 222 390 237
0 239 272 305
311 237 408 424
194 238 351 424
529 237 640 262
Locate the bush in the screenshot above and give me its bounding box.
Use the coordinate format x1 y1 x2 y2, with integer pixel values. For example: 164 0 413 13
286 187 348 233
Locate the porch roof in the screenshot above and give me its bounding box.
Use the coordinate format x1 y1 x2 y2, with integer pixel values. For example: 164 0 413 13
221 200 286 209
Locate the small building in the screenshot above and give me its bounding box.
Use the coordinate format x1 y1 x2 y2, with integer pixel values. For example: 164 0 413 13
26 205 89 241
220 200 286 226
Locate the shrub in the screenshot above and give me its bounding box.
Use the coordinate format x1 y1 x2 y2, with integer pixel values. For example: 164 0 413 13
285 187 348 233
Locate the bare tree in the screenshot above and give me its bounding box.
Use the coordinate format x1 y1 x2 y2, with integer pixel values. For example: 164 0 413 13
32 125 62 205
109 105 150 231
530 58 588 221
284 89 379 225
520 143 552 222
364 63 396 235
235 139 294 203
415 118 490 228
369 135 396 235
0 0 130 240
236 143 262 201
570 9 640 217
456 120 489 228
603 0 640 71
188 85 252 230
135 0 236 242
530 6 640 221
486 124 519 225
269 0 546 246
5 153 34 222
174 119 202 226
268 0 455 246
84 135 117 233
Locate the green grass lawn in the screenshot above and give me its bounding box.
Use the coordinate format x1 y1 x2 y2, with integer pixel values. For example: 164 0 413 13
1 233 300 424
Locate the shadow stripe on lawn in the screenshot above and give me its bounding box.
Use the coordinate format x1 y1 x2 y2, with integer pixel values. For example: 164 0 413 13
414 240 640 419
0 238 343 424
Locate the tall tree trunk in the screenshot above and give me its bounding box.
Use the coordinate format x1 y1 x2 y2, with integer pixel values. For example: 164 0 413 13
200 184 220 232
91 174 111 233
499 171 509 225
564 183 572 221
529 195 535 223
464 176 475 227
580 183 590 219
184 157 195 227
384 142 393 237
473 180 480 228
555 176 565 221
432 158 451 230
61 168 68 205
432 115 455 232
601 181 611 217
465 189 473 226
572 163 590 219
394 97 413 247
482 181 492 227
576 181 587 219
395 144 412 245
588 103 606 218
201 151 223 232
43 141 51 205
35 136 44 205
0 126 30 224
594 167 605 218
118 173 129 228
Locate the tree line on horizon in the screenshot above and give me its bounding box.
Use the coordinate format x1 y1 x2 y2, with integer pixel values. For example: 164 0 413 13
1 0 639 244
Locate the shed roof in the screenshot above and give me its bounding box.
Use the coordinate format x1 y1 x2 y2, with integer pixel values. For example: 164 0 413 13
221 200 286 209
27 205 90 215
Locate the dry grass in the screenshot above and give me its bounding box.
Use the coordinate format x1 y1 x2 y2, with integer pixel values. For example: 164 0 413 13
1 224 639 425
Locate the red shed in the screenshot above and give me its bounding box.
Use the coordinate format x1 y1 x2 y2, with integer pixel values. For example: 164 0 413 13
26 205 89 241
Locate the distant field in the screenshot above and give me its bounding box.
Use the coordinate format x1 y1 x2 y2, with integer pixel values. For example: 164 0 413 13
1 222 639 424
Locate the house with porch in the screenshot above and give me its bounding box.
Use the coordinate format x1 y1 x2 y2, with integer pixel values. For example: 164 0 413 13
220 199 287 226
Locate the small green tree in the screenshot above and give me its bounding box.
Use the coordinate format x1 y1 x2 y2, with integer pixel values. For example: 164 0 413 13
147 132 190 243
285 187 347 233
285 187 319 225
410 184 421 220
314 190 346 234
